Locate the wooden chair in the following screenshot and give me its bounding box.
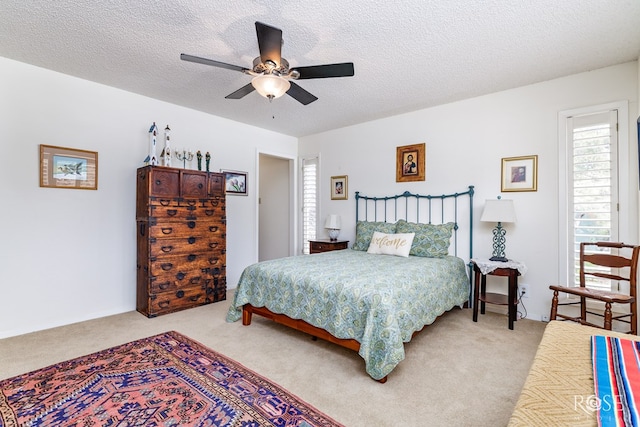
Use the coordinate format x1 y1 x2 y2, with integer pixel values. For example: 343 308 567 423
549 242 640 335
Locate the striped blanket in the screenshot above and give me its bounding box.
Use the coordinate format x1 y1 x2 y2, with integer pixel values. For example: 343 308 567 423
592 335 640 426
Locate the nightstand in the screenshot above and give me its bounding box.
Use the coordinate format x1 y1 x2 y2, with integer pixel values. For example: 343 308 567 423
471 258 527 330
309 239 349 254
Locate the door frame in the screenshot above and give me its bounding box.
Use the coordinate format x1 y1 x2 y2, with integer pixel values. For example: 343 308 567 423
255 149 298 262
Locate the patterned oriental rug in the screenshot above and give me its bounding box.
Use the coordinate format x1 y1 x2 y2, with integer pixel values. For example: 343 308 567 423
0 331 343 426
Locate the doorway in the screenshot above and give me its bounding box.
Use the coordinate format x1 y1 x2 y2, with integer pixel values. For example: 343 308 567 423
258 153 294 261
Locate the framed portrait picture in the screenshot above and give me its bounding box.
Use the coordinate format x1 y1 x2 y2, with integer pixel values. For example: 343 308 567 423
396 143 425 182
501 155 538 192
221 169 248 196
331 175 348 200
39 144 98 190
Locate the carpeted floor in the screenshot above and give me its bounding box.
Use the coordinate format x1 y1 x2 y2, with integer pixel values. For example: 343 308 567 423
0 295 546 426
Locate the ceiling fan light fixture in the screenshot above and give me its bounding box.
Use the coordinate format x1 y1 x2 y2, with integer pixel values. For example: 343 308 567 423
251 74 290 101
181 22 354 105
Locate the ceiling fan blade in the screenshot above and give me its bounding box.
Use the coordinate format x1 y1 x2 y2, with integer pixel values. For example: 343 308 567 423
255 22 282 67
294 62 355 79
180 53 248 73
225 83 255 99
286 81 318 105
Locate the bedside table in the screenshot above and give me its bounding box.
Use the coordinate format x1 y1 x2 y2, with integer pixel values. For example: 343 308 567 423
309 239 349 254
471 258 527 330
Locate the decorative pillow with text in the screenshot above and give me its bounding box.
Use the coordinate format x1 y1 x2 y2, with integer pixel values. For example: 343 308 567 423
367 232 415 257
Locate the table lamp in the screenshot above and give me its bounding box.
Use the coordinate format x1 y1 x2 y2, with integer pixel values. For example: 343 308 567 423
480 197 516 262
325 214 341 241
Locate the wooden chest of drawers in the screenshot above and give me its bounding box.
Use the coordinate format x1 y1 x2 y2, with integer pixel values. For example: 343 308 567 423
136 165 226 317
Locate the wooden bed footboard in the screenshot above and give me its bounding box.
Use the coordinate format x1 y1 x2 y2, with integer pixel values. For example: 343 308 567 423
241 303 458 383
242 304 361 352
242 303 390 382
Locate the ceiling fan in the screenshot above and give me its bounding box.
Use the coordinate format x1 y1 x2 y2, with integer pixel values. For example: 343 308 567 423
180 21 354 105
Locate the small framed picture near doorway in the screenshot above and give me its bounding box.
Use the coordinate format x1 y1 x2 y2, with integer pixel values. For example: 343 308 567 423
331 175 348 200
501 155 538 192
396 143 425 182
221 169 248 195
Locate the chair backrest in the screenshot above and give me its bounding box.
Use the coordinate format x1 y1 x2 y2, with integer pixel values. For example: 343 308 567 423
579 242 640 297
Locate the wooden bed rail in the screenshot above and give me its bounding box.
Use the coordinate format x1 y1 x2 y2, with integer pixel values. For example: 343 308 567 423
242 303 388 383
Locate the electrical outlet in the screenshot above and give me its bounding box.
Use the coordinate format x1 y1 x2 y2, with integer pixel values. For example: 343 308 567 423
541 314 550 322
519 283 530 298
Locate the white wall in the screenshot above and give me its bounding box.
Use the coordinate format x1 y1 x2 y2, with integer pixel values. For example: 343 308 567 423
299 61 639 322
0 57 297 338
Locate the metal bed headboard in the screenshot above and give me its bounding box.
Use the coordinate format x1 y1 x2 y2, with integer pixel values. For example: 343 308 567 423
355 186 475 262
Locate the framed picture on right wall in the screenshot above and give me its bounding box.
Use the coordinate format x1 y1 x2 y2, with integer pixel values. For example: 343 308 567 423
501 155 538 192
330 175 348 200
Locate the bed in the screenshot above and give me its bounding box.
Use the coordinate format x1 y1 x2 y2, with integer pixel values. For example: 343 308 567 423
509 321 640 426
226 186 475 382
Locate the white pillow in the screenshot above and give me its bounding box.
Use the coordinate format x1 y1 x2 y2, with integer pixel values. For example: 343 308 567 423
367 232 415 257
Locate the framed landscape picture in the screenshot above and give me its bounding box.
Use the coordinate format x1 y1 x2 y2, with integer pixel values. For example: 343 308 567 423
39 144 98 190
501 155 538 192
221 169 248 195
396 143 425 182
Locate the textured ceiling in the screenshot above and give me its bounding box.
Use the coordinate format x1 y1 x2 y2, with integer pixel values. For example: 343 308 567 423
1 0 639 137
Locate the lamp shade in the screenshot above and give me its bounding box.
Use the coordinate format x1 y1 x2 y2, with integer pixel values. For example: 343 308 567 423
325 214 341 229
480 199 516 223
251 74 291 99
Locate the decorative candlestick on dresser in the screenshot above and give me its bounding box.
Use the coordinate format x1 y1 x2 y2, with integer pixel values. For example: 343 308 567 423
175 148 194 169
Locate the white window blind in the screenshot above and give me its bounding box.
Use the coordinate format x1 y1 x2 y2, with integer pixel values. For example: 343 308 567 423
301 156 318 254
568 110 619 291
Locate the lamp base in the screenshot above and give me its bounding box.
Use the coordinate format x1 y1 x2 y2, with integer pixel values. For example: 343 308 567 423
489 256 509 262
328 229 340 241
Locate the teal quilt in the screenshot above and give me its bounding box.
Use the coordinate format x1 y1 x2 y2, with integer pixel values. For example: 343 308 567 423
226 249 470 380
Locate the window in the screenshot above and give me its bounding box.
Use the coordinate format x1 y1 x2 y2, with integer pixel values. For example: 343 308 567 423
566 110 619 290
301 156 318 254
